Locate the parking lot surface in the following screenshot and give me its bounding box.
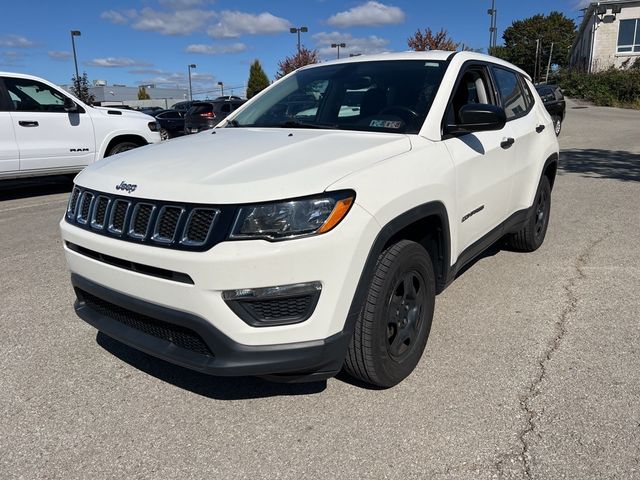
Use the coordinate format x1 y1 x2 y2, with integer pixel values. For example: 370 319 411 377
1 100 639 479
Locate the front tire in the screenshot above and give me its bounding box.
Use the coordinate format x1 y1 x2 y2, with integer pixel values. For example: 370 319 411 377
106 141 140 157
344 240 435 388
506 176 551 252
159 128 170 141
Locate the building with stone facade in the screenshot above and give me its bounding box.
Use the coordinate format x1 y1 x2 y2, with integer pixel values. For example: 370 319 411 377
570 0 640 72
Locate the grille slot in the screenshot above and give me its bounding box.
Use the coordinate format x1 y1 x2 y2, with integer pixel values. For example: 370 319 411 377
129 203 154 239
77 289 213 357
67 187 81 219
182 208 218 246
153 206 183 243
108 200 130 235
77 192 94 224
91 196 110 230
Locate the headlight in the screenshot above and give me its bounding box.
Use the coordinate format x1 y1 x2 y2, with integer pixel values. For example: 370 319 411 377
230 191 354 240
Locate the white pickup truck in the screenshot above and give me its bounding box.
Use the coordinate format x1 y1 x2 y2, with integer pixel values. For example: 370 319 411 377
0 72 161 180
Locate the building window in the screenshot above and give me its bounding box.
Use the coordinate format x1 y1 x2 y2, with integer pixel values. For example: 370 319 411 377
617 19 640 53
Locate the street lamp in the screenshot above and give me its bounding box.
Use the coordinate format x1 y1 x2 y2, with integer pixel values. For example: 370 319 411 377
217 81 224 97
290 26 308 54
188 64 196 101
331 42 346 59
70 30 81 89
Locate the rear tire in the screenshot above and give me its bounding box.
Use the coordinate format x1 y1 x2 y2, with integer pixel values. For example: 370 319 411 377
107 141 140 157
506 176 551 252
552 115 562 136
344 240 435 388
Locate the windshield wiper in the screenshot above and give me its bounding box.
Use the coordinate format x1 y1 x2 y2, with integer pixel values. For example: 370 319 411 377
277 120 337 129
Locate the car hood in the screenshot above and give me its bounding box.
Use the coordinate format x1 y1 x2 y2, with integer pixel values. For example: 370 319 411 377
93 106 155 121
75 128 412 204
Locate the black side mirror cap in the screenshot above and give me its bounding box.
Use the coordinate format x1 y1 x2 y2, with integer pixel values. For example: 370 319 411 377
445 103 507 134
64 97 79 112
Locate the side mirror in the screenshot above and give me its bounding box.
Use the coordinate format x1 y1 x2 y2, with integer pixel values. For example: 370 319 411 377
445 103 506 134
64 97 79 112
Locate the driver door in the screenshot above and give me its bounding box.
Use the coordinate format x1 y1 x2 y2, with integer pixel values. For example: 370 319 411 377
442 65 516 255
5 76 95 172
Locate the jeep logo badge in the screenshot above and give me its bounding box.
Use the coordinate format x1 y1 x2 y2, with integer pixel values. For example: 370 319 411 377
115 181 137 194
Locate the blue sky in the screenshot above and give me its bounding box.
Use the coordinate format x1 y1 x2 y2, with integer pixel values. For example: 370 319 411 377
0 0 590 98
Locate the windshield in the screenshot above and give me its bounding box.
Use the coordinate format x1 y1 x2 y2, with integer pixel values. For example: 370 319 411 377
230 60 447 134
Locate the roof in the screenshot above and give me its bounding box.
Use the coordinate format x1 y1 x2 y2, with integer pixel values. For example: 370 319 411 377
298 50 530 79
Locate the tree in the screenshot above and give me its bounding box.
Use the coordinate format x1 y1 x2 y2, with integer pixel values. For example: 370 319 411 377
246 60 270 98
137 86 151 100
70 72 95 104
493 11 576 79
275 47 320 79
407 28 459 51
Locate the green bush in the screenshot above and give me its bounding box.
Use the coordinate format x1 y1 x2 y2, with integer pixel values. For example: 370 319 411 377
556 68 640 109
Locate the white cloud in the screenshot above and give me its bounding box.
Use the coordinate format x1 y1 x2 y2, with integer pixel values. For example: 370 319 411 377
159 0 209 8
0 34 36 48
100 9 137 24
86 57 152 68
186 43 247 54
0 51 25 66
48 50 71 61
207 11 290 38
327 1 405 28
133 8 214 35
313 31 391 58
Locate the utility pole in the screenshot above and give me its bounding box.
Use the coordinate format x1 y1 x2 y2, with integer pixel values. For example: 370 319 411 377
488 0 497 53
534 39 540 84
218 81 224 97
545 42 555 84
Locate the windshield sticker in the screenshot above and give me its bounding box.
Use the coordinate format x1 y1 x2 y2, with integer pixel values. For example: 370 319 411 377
370 119 403 129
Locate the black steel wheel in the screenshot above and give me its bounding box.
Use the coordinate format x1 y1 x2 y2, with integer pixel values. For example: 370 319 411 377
506 175 551 252
344 240 435 388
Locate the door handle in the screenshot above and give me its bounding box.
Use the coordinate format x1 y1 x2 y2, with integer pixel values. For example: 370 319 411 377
18 121 39 127
536 124 545 133
500 137 515 149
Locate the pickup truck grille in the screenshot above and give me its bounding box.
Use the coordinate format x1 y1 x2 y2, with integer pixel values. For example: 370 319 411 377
66 186 225 251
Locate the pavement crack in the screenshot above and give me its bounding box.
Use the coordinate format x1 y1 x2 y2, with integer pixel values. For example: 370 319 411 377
513 228 613 479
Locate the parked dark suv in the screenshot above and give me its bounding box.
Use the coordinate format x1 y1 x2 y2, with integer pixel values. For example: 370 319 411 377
535 84 565 136
184 97 246 134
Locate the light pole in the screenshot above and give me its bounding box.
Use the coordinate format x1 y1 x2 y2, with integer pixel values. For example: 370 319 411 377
70 30 81 88
218 81 224 97
188 64 196 101
331 43 346 59
290 26 308 54
487 0 497 53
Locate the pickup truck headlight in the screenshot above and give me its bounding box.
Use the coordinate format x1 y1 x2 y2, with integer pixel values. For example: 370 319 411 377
230 191 354 240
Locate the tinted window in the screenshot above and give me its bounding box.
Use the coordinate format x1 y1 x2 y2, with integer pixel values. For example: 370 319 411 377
231 60 447 134
492 68 527 119
4 77 68 112
520 77 535 109
219 103 231 113
189 104 212 115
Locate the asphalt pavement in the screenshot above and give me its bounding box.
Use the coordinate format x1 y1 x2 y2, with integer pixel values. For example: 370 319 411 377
1 99 639 479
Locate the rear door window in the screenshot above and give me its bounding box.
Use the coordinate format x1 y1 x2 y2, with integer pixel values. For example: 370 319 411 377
492 67 528 120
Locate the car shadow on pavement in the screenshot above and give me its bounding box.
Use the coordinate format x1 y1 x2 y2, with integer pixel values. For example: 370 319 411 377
559 149 640 182
96 332 328 399
0 175 74 201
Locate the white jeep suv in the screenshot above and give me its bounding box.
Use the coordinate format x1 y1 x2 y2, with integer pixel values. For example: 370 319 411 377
0 72 160 180
61 52 559 387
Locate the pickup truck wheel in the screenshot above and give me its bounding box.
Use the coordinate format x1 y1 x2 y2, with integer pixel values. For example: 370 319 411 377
552 115 562 136
107 141 139 157
344 240 435 388
506 176 551 252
